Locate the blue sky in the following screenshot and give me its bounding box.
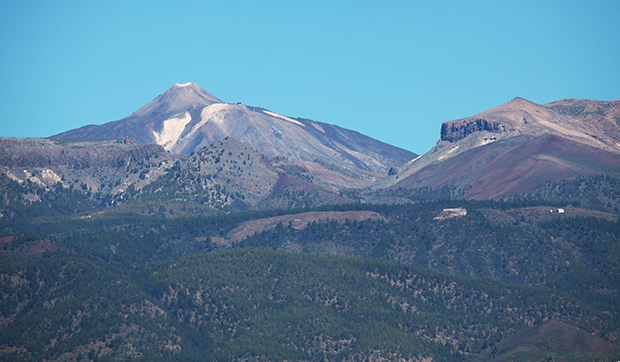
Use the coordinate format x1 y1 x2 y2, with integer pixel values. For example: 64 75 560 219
1 1 619 154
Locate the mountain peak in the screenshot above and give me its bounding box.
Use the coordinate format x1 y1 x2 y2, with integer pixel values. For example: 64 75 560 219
172 82 197 89
129 82 224 119
168 82 209 94
163 82 220 101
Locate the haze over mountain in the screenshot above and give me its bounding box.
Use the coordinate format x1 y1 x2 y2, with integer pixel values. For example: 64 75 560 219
56 83 416 174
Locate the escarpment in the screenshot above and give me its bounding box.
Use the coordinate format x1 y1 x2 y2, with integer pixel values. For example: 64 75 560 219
0 138 166 169
440 118 510 142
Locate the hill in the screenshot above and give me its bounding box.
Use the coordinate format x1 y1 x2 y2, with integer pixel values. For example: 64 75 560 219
1 247 617 361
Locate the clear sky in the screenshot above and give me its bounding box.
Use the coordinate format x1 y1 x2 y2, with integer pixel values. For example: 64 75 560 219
1 1 619 154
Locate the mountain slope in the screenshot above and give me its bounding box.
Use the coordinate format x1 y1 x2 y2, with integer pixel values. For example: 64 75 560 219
383 97 620 198
0 136 354 217
56 83 416 173
391 134 620 199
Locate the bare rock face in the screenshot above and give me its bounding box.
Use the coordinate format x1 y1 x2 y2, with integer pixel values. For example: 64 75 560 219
440 118 508 142
55 83 416 173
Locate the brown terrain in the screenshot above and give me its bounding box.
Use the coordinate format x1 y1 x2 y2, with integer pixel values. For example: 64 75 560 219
214 210 385 245
385 97 620 199
275 159 385 191
0 236 64 256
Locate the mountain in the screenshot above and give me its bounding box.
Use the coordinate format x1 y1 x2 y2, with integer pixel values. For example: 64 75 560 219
3 91 620 360
56 82 416 173
383 97 620 199
55 83 223 146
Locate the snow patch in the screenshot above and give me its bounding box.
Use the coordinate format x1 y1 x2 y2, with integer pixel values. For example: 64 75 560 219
152 112 192 151
175 82 194 88
263 110 305 127
407 154 423 165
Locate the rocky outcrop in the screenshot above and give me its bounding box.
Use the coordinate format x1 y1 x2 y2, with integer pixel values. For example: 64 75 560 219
440 118 508 142
0 138 166 169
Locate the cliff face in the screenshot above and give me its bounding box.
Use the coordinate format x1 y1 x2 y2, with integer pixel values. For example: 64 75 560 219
0 138 166 169
440 118 509 142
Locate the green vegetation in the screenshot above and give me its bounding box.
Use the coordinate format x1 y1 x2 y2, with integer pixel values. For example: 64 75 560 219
0 174 103 220
1 172 620 360
523 175 620 213
2 248 618 361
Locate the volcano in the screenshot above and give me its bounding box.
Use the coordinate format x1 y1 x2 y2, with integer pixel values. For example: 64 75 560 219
55 83 416 173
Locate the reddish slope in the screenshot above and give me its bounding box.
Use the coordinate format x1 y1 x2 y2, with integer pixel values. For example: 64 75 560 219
392 134 620 199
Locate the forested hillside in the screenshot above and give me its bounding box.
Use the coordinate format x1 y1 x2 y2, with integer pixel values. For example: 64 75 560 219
1 193 620 360
2 248 618 361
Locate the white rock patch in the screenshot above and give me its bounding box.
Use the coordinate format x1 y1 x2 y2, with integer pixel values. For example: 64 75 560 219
40 169 62 184
200 103 233 127
434 208 467 220
263 110 305 127
438 146 459 161
152 112 192 151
